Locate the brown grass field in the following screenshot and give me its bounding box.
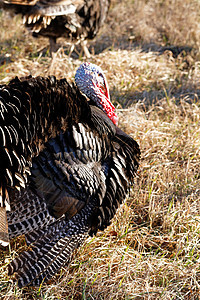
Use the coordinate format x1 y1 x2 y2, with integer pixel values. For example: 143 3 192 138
0 0 200 299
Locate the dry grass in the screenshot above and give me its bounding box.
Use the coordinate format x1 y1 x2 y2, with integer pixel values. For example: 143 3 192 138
1 0 200 299
108 0 200 49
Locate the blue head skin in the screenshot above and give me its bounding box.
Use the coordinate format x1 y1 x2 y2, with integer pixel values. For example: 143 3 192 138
75 62 118 125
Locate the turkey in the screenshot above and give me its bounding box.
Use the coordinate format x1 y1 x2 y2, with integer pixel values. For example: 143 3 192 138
0 62 140 287
0 0 110 56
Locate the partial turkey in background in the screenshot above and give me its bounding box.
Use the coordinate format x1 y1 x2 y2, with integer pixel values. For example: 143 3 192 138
0 62 140 287
0 0 110 56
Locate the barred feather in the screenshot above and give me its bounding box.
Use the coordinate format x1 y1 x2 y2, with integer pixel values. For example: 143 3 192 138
0 63 140 287
8 203 93 287
7 188 55 239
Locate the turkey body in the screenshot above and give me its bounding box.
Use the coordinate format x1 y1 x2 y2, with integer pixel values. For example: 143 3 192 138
0 63 140 287
0 0 110 56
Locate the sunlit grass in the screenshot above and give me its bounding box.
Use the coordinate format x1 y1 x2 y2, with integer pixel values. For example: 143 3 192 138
0 0 200 298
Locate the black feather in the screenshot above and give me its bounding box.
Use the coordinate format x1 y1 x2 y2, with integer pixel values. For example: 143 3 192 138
0 66 140 287
0 0 110 55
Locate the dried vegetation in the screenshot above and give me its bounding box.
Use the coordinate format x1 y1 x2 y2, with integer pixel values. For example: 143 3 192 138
0 0 200 299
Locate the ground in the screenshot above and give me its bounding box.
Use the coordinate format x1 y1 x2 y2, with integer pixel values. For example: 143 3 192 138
0 0 200 299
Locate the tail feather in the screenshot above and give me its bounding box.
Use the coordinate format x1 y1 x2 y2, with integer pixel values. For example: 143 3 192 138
7 189 56 239
8 203 93 287
8 217 67 275
8 211 55 240
25 216 66 246
0 186 10 246
0 207 9 246
8 190 47 224
17 231 88 287
33 233 87 286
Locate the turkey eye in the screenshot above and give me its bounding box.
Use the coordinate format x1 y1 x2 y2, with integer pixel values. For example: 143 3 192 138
97 74 104 84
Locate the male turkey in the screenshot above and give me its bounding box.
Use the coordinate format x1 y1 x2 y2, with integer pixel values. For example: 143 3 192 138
0 0 110 56
0 62 140 287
